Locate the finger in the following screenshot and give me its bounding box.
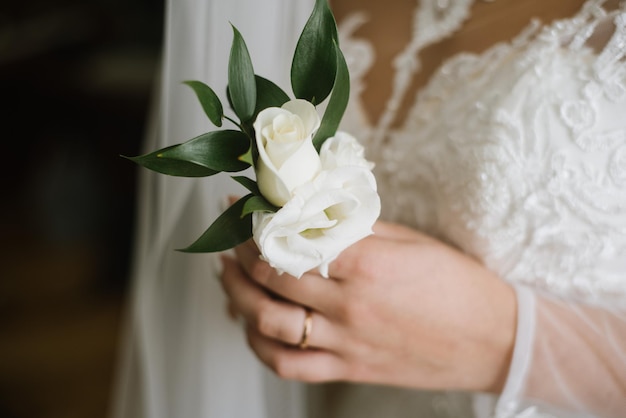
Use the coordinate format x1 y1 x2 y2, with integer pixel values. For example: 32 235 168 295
325 234 377 281
221 256 338 349
372 220 423 241
326 233 409 282
226 300 239 321
328 229 431 281
246 326 347 383
234 240 340 313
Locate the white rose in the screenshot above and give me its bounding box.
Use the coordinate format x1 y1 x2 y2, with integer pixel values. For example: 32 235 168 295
254 99 322 206
252 165 380 278
319 131 374 170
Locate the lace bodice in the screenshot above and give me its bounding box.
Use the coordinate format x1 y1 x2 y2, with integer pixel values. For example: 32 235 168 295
340 0 626 306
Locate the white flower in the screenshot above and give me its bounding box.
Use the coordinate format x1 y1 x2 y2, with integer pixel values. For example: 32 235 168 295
252 165 380 278
319 131 374 170
254 99 322 206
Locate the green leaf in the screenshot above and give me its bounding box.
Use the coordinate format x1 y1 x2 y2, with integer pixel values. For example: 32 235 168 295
238 147 253 166
228 25 256 122
226 85 234 113
179 195 254 253
233 75 290 146
232 176 261 195
241 195 278 217
253 75 290 116
183 80 223 127
313 41 350 150
123 152 218 177
125 130 250 177
291 0 338 104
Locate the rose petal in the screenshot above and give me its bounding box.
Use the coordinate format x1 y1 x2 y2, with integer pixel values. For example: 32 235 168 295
282 99 321 136
252 165 380 278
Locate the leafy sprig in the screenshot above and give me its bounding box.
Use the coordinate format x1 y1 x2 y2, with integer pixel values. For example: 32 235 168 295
124 0 349 252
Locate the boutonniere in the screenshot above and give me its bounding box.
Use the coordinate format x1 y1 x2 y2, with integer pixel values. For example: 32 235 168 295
125 0 380 278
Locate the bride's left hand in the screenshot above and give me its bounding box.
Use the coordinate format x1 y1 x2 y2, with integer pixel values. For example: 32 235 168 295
220 220 517 393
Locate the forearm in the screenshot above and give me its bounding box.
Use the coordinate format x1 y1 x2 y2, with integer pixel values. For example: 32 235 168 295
498 287 626 418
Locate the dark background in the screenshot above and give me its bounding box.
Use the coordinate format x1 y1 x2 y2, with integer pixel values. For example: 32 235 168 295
1 0 163 416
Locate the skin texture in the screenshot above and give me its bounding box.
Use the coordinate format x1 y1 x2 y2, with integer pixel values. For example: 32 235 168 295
221 221 517 393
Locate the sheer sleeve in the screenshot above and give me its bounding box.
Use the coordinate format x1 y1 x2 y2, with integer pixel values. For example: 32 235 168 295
496 286 626 418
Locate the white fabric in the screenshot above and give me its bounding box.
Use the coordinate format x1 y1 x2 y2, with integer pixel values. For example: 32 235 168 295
113 0 626 417
337 1 626 416
498 289 626 418
111 1 313 418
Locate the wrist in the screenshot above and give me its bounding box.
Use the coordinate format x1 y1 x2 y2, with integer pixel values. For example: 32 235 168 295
478 280 518 393
449 275 517 394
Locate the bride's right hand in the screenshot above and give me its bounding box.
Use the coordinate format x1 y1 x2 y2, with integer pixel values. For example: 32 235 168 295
220 220 517 393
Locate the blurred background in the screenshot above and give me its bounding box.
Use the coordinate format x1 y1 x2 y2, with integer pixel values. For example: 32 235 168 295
1 0 163 416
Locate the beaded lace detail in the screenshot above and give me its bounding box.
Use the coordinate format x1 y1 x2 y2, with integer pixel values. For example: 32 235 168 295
337 2 626 417
339 0 626 309
369 0 475 149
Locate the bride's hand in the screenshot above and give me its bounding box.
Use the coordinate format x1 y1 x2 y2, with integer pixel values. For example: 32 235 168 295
220 221 517 393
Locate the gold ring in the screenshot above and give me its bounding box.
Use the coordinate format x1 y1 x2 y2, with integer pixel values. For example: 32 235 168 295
298 308 313 349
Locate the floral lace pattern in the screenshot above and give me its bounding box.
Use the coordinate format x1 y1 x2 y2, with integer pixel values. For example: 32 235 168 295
340 0 626 307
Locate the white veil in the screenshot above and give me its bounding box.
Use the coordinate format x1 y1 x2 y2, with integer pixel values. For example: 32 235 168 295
111 1 314 417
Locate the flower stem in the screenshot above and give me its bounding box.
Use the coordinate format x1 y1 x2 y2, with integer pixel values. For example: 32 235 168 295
224 116 243 130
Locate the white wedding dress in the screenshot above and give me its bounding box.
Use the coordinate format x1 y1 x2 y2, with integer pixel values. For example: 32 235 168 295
112 1 626 417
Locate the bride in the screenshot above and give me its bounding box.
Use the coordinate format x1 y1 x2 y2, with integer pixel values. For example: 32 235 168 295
112 0 626 417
